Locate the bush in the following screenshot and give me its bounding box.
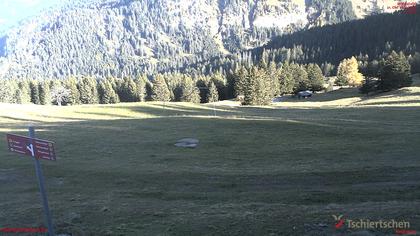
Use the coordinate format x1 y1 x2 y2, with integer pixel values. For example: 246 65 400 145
359 77 378 95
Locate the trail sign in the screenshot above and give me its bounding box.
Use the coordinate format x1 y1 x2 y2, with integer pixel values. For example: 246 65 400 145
5 127 56 236
6 134 56 161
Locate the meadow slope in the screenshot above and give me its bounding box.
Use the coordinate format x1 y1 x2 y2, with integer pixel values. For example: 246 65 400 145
0 78 420 235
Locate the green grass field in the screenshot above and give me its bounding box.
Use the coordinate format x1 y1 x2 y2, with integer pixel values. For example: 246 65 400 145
1 78 420 235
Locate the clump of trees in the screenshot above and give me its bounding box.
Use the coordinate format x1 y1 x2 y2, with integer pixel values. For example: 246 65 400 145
360 51 412 94
378 51 412 91
233 61 326 105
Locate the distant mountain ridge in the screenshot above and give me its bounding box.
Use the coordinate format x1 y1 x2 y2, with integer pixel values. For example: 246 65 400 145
0 0 410 79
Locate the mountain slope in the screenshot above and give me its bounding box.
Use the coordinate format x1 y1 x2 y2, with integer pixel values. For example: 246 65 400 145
180 5 420 77
0 0 407 79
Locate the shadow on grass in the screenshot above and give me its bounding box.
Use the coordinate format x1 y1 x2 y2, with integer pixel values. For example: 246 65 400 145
361 99 420 106
283 87 420 105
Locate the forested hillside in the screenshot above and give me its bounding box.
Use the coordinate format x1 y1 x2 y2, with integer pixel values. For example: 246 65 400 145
185 5 420 76
0 0 371 80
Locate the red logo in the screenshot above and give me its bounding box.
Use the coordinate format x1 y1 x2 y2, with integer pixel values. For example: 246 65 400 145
396 229 417 235
333 215 345 229
0 227 48 233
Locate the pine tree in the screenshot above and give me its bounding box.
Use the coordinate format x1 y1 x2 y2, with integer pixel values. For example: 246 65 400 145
211 72 227 100
151 74 171 102
292 64 310 94
267 61 281 96
15 80 31 104
196 75 211 103
234 66 248 97
409 52 420 74
243 66 273 105
79 77 99 104
29 80 40 104
179 76 200 103
321 62 335 77
38 81 51 105
278 63 295 95
135 75 148 102
206 81 219 103
98 79 119 104
378 51 412 91
306 63 325 92
119 77 138 102
65 77 81 105
0 80 16 103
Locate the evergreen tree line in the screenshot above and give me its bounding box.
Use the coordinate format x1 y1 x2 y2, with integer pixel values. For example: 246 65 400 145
0 61 324 106
0 75 217 105
0 50 414 106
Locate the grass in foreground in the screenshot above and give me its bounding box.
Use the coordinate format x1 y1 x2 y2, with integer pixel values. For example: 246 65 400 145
1 82 420 235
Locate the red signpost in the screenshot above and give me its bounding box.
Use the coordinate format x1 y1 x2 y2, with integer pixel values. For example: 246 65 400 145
7 134 56 161
6 127 56 236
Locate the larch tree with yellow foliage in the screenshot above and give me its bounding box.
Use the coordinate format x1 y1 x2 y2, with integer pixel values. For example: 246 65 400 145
336 57 364 87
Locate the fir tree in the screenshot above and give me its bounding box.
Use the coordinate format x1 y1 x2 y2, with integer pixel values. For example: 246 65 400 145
38 81 51 105
29 80 40 104
243 66 274 105
292 65 310 94
278 63 296 95
267 61 281 96
65 77 81 105
15 80 31 104
179 76 200 103
211 72 228 100
151 74 171 102
0 80 16 103
119 77 138 102
306 63 325 92
206 81 219 103
378 51 412 91
79 77 99 104
234 66 248 97
98 79 119 104
135 75 148 102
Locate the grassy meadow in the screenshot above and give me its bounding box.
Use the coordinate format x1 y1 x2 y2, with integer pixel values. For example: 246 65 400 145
1 76 420 235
